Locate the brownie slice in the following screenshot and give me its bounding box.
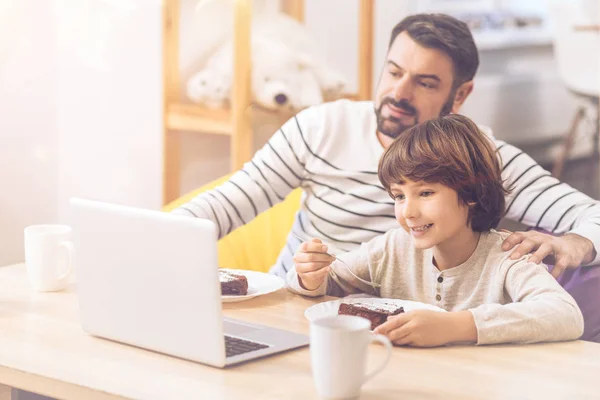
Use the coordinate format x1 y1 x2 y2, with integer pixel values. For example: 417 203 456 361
219 270 249 295
338 302 404 330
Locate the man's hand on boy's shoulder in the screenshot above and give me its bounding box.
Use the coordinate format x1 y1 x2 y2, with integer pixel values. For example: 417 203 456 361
500 230 596 278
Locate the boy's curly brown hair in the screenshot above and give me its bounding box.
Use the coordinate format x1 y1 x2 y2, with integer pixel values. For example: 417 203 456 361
378 114 510 232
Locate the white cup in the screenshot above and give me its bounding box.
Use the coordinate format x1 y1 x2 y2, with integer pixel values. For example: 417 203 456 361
310 315 393 399
24 225 74 292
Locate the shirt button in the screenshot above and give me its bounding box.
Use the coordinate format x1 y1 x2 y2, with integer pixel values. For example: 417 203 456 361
436 294 442 301
437 276 443 283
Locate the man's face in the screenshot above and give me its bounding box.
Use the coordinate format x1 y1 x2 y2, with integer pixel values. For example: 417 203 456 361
374 32 460 141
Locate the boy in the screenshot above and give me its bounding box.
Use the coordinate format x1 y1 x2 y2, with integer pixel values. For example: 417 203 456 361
287 114 584 347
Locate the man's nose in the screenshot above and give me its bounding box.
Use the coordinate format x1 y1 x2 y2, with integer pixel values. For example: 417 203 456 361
393 75 413 102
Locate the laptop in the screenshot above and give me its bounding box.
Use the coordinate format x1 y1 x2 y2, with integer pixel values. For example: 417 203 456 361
69 197 308 367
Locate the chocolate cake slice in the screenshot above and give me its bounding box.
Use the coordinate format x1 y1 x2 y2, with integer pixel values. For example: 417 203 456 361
338 302 404 330
219 270 249 295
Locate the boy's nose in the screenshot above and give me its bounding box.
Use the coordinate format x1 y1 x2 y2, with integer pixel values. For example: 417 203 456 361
402 201 420 219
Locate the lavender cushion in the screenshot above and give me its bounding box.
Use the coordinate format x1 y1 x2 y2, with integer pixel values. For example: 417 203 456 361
548 264 600 342
525 228 600 342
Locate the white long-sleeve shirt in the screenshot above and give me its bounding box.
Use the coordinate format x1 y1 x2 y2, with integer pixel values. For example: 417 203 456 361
286 229 584 345
173 100 600 276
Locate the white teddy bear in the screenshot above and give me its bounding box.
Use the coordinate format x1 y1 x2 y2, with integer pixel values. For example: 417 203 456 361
184 1 347 111
187 34 327 111
186 60 231 109
251 35 323 111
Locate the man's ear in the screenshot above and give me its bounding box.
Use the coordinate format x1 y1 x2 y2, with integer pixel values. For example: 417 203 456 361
451 80 474 113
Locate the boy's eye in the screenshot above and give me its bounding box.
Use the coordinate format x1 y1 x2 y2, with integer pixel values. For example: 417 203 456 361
421 191 434 197
393 193 405 201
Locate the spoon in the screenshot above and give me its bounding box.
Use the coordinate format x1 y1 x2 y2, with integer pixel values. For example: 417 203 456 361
291 232 381 288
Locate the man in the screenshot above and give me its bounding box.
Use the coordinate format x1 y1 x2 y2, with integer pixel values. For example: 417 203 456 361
173 15 599 286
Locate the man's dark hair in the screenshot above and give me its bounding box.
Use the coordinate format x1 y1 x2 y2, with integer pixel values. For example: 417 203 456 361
389 14 479 86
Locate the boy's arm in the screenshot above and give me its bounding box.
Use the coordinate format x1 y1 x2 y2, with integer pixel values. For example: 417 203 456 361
497 140 600 265
469 256 584 345
285 266 340 297
172 113 312 238
286 232 391 297
285 246 378 298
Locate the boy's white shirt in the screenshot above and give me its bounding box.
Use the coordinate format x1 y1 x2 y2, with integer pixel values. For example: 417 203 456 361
286 229 584 345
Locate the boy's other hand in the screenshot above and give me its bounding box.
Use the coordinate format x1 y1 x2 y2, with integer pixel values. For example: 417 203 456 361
293 238 336 291
374 310 477 347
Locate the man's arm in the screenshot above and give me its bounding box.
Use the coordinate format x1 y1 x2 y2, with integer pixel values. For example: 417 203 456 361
497 140 600 267
172 112 313 238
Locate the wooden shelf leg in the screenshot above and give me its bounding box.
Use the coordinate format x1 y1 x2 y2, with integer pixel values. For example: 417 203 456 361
231 0 253 171
163 0 181 204
358 0 374 101
282 0 304 22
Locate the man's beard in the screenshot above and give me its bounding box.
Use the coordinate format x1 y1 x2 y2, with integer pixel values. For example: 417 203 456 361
375 91 456 140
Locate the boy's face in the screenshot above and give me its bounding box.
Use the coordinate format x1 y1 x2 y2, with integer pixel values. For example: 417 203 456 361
390 180 471 249
374 32 472 143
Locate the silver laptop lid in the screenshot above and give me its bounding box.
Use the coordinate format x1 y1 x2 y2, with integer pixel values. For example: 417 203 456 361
70 198 227 367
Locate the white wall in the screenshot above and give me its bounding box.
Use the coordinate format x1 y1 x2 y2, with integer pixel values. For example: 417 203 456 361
0 1 60 266
55 0 163 220
0 0 163 267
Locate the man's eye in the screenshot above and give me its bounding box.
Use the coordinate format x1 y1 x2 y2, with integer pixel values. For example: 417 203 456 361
389 70 400 77
420 81 434 89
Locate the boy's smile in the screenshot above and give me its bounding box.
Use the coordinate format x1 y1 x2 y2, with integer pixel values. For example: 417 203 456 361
408 223 434 237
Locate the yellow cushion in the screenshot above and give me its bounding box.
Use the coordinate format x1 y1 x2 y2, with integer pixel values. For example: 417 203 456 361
163 175 302 272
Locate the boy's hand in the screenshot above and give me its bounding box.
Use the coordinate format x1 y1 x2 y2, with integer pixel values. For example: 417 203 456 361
293 238 336 291
374 310 477 347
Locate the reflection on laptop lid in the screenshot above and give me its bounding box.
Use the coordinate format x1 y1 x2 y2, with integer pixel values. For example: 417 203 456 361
70 198 308 368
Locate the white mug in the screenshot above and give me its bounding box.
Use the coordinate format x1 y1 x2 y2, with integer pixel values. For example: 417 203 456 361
310 315 393 399
24 225 74 292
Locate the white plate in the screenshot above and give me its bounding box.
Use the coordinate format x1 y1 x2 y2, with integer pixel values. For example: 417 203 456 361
304 296 446 321
221 269 285 303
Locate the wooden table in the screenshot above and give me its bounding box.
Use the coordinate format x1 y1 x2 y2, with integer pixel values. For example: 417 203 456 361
0 264 599 399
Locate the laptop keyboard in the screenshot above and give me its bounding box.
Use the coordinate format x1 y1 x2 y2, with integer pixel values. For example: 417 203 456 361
224 335 270 358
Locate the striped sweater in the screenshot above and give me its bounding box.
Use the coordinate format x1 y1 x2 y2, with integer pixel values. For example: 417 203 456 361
172 100 600 277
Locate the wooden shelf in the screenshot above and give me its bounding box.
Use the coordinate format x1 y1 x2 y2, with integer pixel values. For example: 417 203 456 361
574 25 600 32
162 0 374 205
166 91 360 136
166 104 232 136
